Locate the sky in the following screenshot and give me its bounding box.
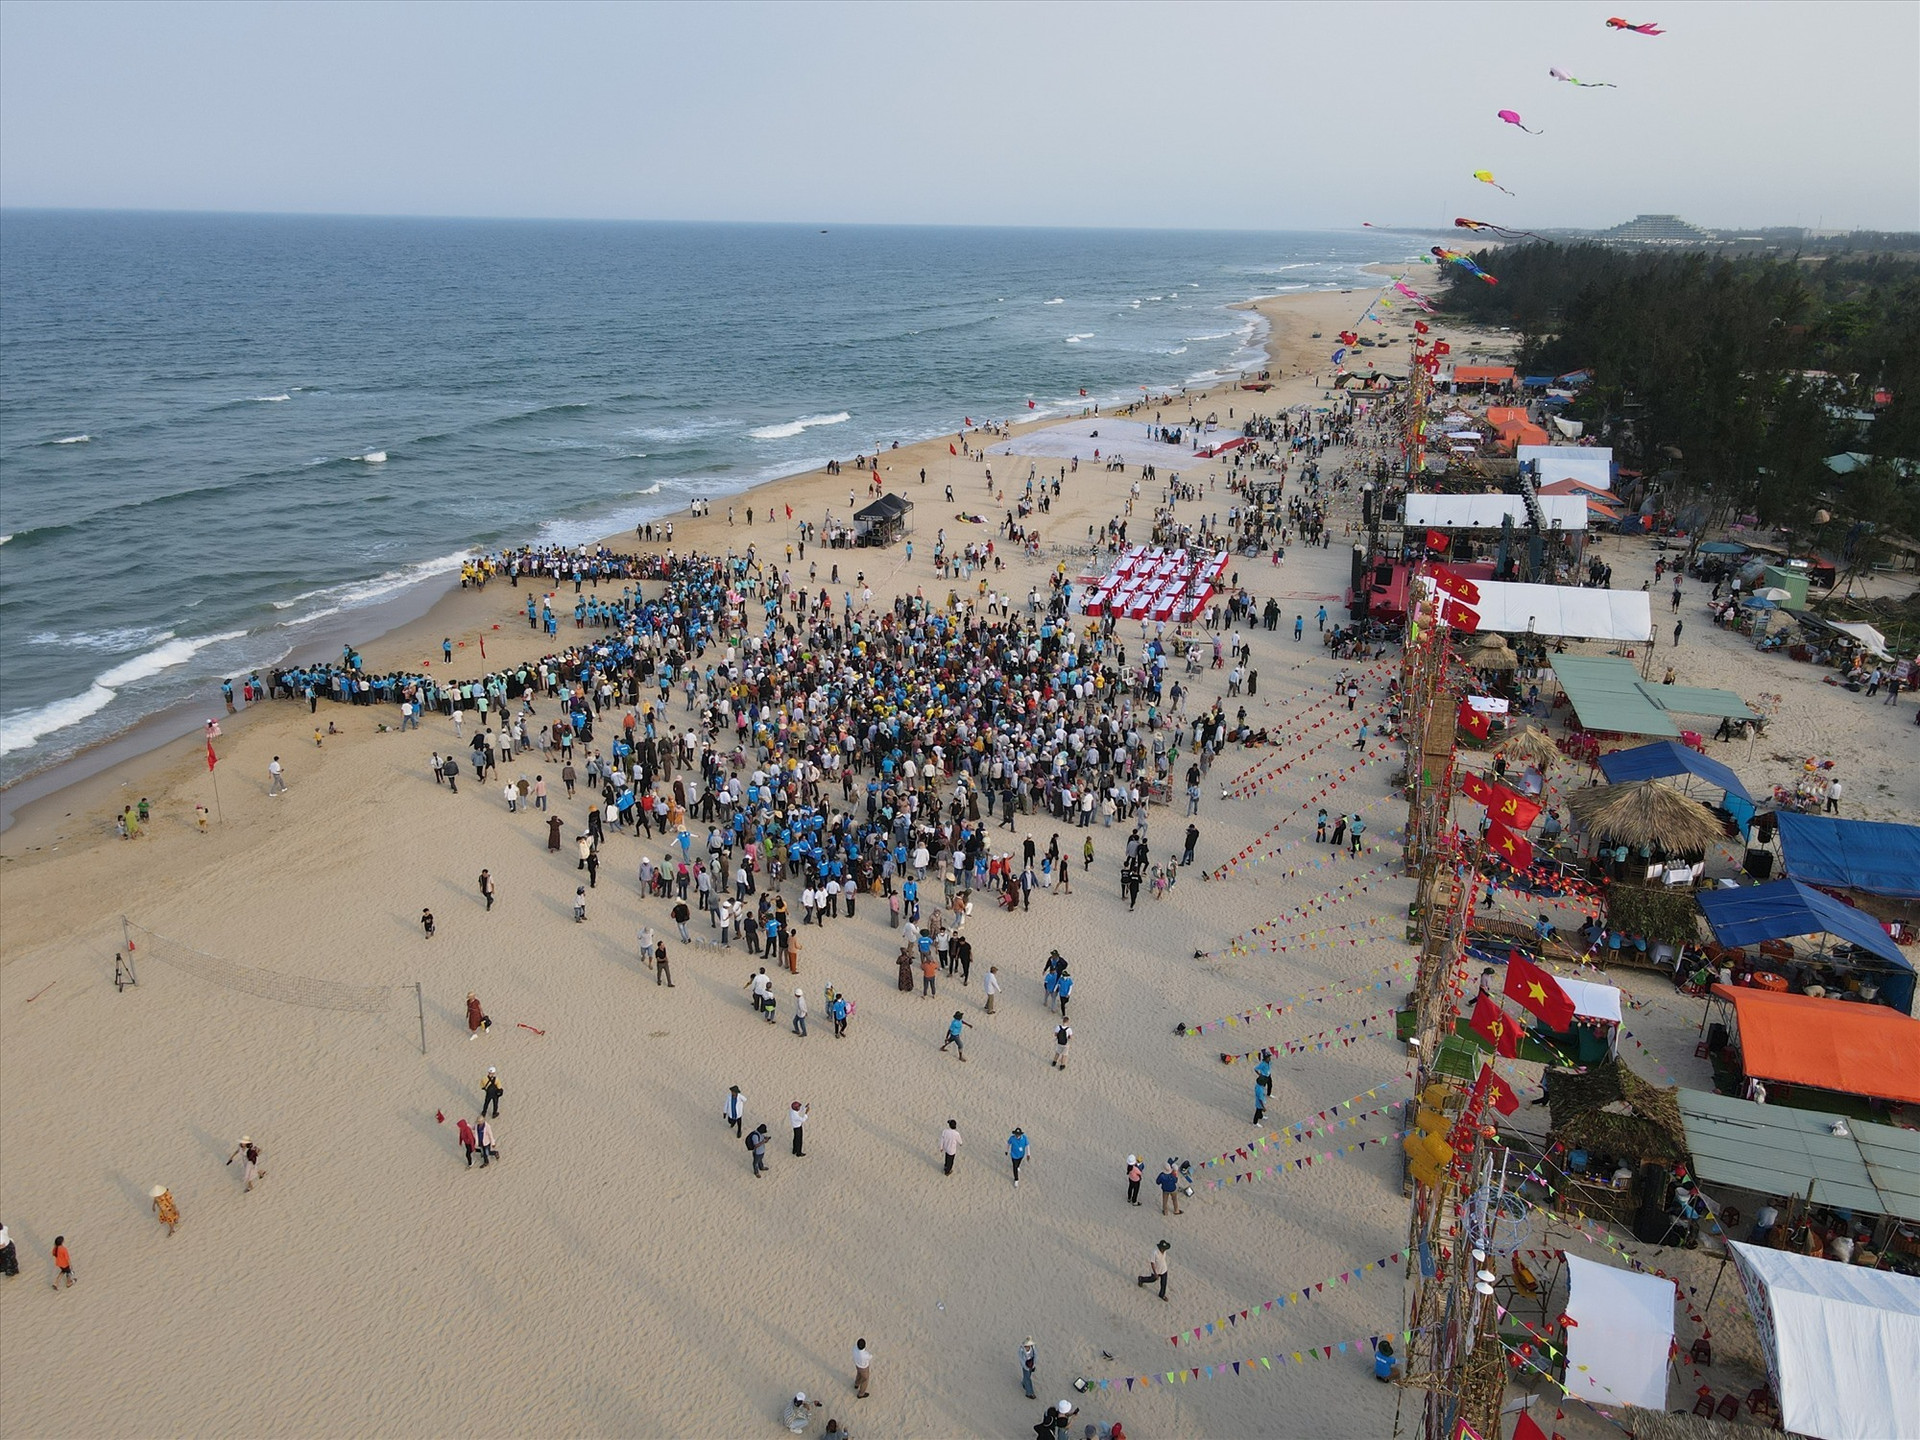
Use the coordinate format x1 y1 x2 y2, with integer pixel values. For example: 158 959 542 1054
2 0 1916 233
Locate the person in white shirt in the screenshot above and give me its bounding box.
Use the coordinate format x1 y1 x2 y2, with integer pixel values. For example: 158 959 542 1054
940 1121 963 1176
790 1100 809 1157
267 756 287 795
984 966 1001 1014
852 1339 872 1399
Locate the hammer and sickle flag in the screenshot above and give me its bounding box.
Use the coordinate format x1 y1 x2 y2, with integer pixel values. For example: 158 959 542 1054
1431 567 1481 606
1489 782 1541 829
1470 994 1521 1058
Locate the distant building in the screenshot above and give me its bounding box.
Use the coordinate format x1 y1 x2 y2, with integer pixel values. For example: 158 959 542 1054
1592 214 1718 247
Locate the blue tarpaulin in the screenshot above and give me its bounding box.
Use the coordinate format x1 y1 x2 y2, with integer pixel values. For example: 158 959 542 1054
1697 879 1914 1014
1776 814 1920 900
1598 740 1754 804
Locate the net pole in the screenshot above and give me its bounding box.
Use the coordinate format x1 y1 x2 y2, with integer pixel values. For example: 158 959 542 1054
416 982 427 1056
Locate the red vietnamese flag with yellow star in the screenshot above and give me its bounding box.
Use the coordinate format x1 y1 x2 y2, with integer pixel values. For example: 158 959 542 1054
1456 702 1491 740
1487 782 1542 830
1470 994 1521 1058
1485 820 1533 871
1459 771 1494 807
1504 951 1576 1030
1480 1065 1522 1116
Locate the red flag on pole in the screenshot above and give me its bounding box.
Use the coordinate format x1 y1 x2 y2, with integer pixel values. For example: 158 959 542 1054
1505 951 1576 1029
1027 399 1036 409
1431 568 1481 605
1485 821 1534 871
1456 702 1491 740
1470 994 1521 1058
949 443 957 455
1459 772 1494 807
1488 783 1542 829
785 504 792 519
1425 529 1448 552
1441 599 1481 632
1079 388 1088 397
206 739 218 772
1512 1409 1549 1440
1481 1065 1522 1116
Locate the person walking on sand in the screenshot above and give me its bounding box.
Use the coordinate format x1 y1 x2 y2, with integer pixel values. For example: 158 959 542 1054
51 1235 75 1288
984 964 1000 1014
1007 1126 1030 1186
267 755 287 795
1135 1240 1171 1300
941 1119 963 1175
724 1085 746 1136
749 1123 770 1177
481 1066 503 1117
226 1136 266 1191
654 941 674 986
1125 1155 1144 1205
466 992 491 1039
150 1185 180 1237
792 988 809 1037
852 1338 872 1399
941 1010 972 1060
476 1117 498 1165
1019 1337 1039 1399
790 1099 809 1157
478 869 496 911
0 1220 18 1277
456 1116 480 1166
421 907 435 939
1051 1021 1072 1071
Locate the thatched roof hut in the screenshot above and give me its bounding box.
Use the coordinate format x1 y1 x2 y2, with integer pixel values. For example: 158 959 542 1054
1497 726 1560 771
1544 1058 1688 1163
1466 635 1519 671
1564 779 1723 855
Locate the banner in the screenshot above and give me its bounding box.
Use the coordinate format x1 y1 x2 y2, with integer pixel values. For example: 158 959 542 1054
1168 1248 1408 1346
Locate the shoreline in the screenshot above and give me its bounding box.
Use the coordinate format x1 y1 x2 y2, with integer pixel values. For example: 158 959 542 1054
0 283 1391 853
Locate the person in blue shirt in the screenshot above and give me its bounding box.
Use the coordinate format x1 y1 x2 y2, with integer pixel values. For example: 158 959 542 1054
1006 1127 1029 1186
940 1010 971 1062
1055 970 1075 1022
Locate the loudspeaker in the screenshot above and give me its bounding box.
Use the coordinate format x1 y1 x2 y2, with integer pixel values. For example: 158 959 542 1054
1743 849 1775 880
1707 1022 1728 1053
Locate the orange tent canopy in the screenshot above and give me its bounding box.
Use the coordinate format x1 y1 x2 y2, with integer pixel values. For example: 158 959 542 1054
1454 366 1517 385
1712 985 1920 1105
1487 406 1529 426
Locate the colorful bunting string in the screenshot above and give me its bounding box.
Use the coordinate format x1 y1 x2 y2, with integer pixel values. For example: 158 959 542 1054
1088 1327 1429 1394
1168 1249 1409 1346
1195 1081 1406 1171
1181 954 1411 1018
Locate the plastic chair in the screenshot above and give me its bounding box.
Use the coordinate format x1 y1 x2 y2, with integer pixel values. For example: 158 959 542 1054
1691 1388 1717 1417
1715 1394 1742 1420
1689 1337 1713 1366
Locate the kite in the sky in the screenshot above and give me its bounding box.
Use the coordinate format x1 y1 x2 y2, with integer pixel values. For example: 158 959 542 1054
1497 109 1542 134
1550 66 1616 87
1392 282 1436 311
1432 247 1499 284
1605 17 1664 34
1472 170 1516 197
1456 216 1544 241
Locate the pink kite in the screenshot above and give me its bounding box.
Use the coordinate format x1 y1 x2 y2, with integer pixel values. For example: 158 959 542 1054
1605 17 1664 34
1550 66 1616 88
1472 170 1515 197
1497 110 1542 135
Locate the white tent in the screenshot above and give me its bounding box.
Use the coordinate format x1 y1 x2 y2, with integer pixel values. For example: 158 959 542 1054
1562 1255 1675 1411
1518 445 1614 492
1556 977 1621 1024
1826 621 1891 659
1418 577 1653 642
1730 1241 1920 1439
1403 493 1588 531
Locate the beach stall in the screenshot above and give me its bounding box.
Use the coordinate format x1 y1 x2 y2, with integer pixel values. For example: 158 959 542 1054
1549 655 1753 741
1599 739 1757 835
1728 1242 1920 1439
1697 879 1916 1014
1700 985 1920 1112
1561 1255 1678 1413
1776 815 1920 902
1518 444 1615 492
852 493 914 546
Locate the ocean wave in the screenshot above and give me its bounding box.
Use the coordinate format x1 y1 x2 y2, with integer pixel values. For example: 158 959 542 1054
48 433 91 444
622 417 739 444
28 626 175 653
0 535 9 546
354 450 387 463
251 393 291 402
1065 334 1094 344
749 411 851 441
0 628 247 756
1043 298 1064 305
272 549 474 625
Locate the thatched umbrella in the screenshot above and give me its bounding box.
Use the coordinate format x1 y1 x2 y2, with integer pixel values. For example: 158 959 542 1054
1564 779 1724 855
1497 726 1560 771
1466 635 1519 671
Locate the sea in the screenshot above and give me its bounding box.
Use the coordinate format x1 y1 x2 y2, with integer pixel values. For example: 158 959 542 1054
0 212 1414 788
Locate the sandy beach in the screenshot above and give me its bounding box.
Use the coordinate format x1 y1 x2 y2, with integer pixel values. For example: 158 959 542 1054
1 281 1903 1439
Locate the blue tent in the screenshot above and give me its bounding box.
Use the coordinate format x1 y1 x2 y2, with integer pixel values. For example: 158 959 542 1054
1696 879 1914 1014
1597 739 1754 804
1776 814 1920 900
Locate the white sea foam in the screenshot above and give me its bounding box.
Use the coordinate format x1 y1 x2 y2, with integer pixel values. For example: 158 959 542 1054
27 626 175 653
1065 334 1094 344
52 434 90 444
0 629 247 756
748 411 851 441
623 418 739 444
1043 298 1064 305
0 535 10 546
274 549 474 626
357 450 387 463
251 394 291 402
